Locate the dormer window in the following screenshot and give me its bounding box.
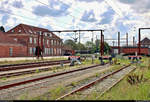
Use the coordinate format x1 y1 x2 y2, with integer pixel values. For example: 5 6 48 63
14 38 17 41
29 30 33 34
44 32 47 36
38 31 42 35
18 30 21 33
11 30 14 33
49 33 52 37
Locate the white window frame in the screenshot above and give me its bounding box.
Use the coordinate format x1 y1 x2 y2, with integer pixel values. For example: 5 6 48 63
33 47 36 54
51 40 53 45
14 38 17 41
11 30 14 32
29 47 32 54
29 30 33 34
18 30 21 33
34 38 36 44
47 40 49 45
29 37 32 44
49 33 52 37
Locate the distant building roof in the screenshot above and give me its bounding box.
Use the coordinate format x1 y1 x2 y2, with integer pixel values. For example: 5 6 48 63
6 23 61 40
140 37 150 45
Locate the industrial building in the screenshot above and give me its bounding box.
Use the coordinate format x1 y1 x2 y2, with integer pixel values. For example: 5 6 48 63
111 37 150 55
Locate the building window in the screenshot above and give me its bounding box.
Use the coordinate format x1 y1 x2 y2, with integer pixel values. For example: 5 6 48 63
14 38 17 41
11 30 14 33
29 47 32 54
34 38 36 44
44 32 47 36
54 40 56 45
44 48 47 55
18 30 21 33
51 48 53 55
48 48 50 55
47 40 49 45
33 47 36 55
54 48 56 55
51 40 53 45
29 30 33 34
29 37 32 43
60 49 61 55
49 33 52 37
9 48 13 56
57 48 59 54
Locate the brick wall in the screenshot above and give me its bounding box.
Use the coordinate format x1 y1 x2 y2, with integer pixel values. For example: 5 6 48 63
122 47 149 55
0 44 27 57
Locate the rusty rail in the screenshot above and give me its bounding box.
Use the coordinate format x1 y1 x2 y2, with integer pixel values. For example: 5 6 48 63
0 60 69 71
56 64 131 100
0 63 70 78
0 64 107 90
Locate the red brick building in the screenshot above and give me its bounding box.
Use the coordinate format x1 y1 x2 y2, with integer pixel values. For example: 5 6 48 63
0 31 26 57
5 23 63 57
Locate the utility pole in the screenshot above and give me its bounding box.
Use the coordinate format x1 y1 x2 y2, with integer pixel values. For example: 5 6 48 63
79 30 80 44
138 29 141 55
118 32 120 54
126 33 128 46
133 36 135 46
37 33 40 58
112 41 115 46
102 34 104 56
100 31 104 56
91 31 94 43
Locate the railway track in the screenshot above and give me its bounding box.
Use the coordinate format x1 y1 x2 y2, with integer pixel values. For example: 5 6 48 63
0 63 111 99
0 63 70 78
0 64 108 90
56 64 135 100
0 60 70 71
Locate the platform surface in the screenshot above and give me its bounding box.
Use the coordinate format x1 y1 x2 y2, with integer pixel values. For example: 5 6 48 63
0 56 68 62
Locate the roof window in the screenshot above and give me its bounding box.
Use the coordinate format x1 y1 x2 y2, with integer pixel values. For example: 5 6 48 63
29 30 33 34
11 30 14 32
18 30 21 33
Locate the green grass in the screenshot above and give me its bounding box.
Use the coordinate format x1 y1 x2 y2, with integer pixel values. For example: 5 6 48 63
97 57 150 100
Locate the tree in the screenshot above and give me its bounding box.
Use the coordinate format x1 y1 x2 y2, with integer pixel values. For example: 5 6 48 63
95 39 111 54
85 41 96 54
95 39 100 52
63 39 77 50
76 43 87 50
0 26 5 32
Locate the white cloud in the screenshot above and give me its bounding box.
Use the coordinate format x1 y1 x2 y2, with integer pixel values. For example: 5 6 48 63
0 0 150 45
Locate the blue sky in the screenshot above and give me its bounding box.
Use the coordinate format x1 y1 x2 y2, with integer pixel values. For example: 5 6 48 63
0 0 150 45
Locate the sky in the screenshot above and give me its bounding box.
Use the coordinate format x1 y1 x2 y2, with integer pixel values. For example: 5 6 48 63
0 0 150 46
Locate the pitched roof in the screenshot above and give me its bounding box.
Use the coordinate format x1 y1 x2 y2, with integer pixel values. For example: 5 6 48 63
6 23 61 40
140 37 150 44
0 31 23 46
